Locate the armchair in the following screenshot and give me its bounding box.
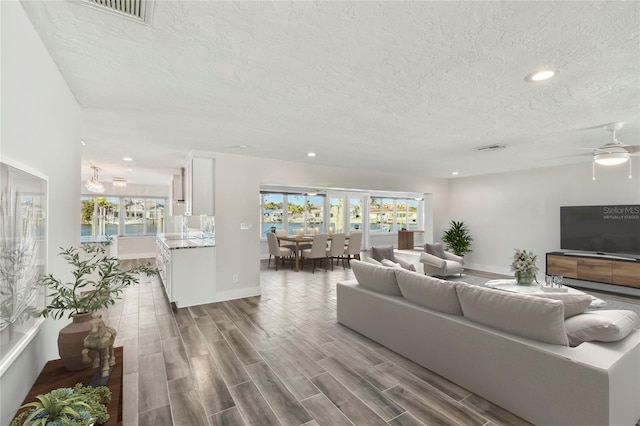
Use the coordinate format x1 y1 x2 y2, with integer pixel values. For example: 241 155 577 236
420 250 464 277
369 245 416 272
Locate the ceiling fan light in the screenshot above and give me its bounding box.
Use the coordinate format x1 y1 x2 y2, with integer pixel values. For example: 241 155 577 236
594 152 630 166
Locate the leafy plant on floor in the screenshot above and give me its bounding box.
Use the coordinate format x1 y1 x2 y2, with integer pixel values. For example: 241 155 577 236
441 220 473 256
11 383 111 426
37 241 157 319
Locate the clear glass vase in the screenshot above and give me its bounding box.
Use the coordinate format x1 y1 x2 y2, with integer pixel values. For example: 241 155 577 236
515 271 535 285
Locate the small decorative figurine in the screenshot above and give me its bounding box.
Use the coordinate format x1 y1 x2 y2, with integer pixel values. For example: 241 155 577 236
82 315 117 383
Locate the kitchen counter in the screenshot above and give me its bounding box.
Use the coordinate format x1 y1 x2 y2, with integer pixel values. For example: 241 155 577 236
158 233 215 249
156 234 216 308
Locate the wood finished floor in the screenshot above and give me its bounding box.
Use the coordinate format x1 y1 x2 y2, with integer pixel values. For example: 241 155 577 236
109 259 535 426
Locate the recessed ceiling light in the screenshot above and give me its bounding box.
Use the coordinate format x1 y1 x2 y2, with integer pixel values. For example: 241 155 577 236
524 68 559 82
122 157 133 162
452 171 459 176
307 152 316 157
126 168 133 172
238 144 249 149
80 140 86 146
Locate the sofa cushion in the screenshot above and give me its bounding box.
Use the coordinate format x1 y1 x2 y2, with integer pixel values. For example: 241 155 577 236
425 243 446 259
529 293 592 318
395 269 463 316
370 245 396 262
381 259 403 269
392 257 417 272
350 260 402 296
565 310 639 346
455 283 569 346
365 257 382 266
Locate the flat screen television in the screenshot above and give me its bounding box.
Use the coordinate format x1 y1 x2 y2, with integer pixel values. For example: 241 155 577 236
560 205 640 256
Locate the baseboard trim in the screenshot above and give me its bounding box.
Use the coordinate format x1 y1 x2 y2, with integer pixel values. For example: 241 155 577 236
216 286 261 302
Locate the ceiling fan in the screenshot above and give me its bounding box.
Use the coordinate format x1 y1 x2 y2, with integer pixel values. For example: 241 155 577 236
591 122 639 166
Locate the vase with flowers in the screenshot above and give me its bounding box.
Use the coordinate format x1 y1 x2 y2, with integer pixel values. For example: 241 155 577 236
511 249 538 285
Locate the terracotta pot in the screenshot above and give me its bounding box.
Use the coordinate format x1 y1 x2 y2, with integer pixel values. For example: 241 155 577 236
58 312 94 371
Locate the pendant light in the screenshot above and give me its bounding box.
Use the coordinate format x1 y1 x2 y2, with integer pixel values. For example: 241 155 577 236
112 178 127 188
85 166 105 193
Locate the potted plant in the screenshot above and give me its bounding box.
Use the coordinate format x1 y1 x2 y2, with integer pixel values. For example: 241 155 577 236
511 248 539 285
38 241 156 370
441 220 473 256
11 383 111 426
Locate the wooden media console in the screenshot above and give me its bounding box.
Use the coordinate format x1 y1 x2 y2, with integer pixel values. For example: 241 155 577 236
546 252 640 288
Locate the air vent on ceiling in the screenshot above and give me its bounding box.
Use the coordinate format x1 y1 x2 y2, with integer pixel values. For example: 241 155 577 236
81 0 153 24
474 144 507 152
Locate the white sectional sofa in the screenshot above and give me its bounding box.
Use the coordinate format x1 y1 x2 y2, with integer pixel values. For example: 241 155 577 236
336 260 640 426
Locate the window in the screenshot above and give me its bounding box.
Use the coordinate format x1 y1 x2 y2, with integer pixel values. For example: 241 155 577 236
306 195 324 232
259 188 423 239
370 197 393 232
397 199 419 230
259 192 326 236
124 198 145 235
80 196 165 239
329 197 344 233
81 196 119 238
261 193 284 235
287 194 305 234
348 198 362 231
145 199 165 235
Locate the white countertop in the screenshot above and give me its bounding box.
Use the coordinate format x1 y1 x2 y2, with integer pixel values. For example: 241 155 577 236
158 233 215 249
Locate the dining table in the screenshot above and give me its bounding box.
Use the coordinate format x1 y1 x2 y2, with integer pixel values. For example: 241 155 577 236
277 234 348 272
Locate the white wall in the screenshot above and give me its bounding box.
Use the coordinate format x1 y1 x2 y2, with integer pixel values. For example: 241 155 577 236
1 3 81 424
213 153 449 300
448 162 640 275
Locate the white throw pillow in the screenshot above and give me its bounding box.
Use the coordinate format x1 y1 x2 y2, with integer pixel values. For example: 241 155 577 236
395 269 463 316
350 260 402 296
455 284 569 346
365 257 382 266
381 259 403 269
565 310 639 346
529 293 592 318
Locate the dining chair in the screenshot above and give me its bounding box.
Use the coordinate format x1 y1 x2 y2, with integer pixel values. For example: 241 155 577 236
274 229 296 251
301 233 329 273
267 232 292 271
325 233 346 270
343 231 363 268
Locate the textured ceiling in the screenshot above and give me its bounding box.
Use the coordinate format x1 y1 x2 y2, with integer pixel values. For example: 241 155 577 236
20 1 640 185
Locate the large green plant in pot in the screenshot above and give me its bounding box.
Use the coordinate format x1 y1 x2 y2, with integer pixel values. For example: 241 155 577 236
38 241 157 370
441 220 473 256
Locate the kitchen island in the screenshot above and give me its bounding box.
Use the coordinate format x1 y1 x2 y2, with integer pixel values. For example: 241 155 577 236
156 233 216 309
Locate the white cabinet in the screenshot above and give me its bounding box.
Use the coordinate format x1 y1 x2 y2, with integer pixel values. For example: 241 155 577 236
156 239 172 300
156 236 216 308
186 156 215 216
171 246 216 308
